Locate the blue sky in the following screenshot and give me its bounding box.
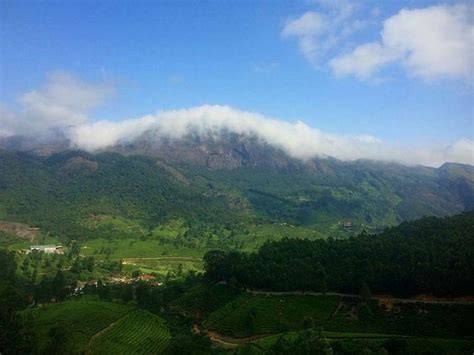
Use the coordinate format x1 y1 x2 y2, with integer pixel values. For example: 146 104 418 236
1 0 473 152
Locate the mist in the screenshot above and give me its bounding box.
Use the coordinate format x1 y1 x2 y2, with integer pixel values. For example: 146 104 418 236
1 73 472 168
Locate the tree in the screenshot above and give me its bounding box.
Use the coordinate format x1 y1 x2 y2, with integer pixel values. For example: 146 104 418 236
0 251 17 284
359 282 372 303
35 276 52 303
97 279 109 300
120 284 134 302
71 258 81 273
68 241 81 259
52 270 66 301
203 250 227 281
245 308 257 337
46 324 67 353
82 256 94 272
303 316 315 329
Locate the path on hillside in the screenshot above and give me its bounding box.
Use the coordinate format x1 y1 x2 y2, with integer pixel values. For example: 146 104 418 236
246 290 474 305
119 256 203 262
85 310 138 354
201 329 410 348
204 330 271 348
199 290 474 348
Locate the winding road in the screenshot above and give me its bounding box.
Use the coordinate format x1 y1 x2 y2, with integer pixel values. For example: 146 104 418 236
246 289 474 305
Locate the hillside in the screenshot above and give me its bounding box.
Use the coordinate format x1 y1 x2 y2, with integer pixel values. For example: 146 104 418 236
0 142 474 245
203 211 474 296
21 298 171 354
2 212 474 354
0 139 473 243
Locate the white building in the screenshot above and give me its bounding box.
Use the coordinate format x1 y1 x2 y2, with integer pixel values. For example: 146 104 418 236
29 245 64 254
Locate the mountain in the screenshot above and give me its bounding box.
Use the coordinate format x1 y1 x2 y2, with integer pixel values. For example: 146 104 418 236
0 133 473 241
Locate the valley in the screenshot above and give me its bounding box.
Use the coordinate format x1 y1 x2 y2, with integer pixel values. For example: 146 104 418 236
2 1 474 353
1 146 473 354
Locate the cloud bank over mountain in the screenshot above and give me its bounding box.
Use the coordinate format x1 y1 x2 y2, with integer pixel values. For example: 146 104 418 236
0 73 472 168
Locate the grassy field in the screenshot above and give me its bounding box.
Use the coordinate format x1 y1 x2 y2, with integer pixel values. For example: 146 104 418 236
151 218 188 240
204 294 340 337
82 215 148 240
234 224 327 251
22 297 170 354
121 256 204 277
81 238 208 259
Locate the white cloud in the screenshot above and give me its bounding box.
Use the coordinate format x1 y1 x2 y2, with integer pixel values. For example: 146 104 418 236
70 105 385 161
1 74 472 167
329 42 399 79
330 4 474 80
282 11 327 61
282 0 359 63
68 104 474 167
1 72 114 134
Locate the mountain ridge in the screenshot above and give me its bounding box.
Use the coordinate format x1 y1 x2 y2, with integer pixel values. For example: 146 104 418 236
2 132 473 170
0 136 472 242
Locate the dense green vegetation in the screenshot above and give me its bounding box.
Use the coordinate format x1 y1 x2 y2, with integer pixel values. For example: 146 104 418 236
0 150 248 243
204 294 339 337
0 250 34 353
1 149 473 246
89 309 171 354
23 298 133 353
248 329 474 355
203 293 474 339
19 298 172 354
204 211 474 296
1 145 473 354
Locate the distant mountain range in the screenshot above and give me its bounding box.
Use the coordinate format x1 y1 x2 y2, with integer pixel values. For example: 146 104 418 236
0 133 473 240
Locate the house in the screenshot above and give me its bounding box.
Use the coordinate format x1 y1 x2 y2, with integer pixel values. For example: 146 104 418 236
138 274 156 282
29 245 64 254
342 220 354 230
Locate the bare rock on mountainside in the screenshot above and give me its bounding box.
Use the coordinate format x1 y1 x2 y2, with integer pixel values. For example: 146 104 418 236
58 156 99 175
112 132 294 170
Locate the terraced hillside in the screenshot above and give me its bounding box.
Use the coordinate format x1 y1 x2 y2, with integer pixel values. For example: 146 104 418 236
202 292 474 338
89 309 171 354
204 294 339 337
22 298 170 354
248 330 474 355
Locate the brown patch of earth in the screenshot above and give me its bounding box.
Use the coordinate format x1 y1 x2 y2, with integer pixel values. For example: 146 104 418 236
0 221 40 241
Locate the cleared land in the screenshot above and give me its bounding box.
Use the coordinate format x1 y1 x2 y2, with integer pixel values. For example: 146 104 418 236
81 238 207 259
121 256 203 277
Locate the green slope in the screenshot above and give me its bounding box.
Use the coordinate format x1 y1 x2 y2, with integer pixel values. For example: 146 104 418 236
1 149 472 244
22 298 170 354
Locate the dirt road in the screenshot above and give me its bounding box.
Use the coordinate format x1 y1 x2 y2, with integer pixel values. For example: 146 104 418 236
246 289 474 305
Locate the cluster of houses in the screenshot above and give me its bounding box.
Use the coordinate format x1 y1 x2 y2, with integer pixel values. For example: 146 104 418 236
108 274 159 284
341 220 355 230
23 245 64 254
73 274 162 295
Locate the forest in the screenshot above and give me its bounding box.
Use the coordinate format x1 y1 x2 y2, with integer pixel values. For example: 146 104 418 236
204 211 474 296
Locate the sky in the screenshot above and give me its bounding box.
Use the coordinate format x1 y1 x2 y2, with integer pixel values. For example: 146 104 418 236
0 0 473 166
